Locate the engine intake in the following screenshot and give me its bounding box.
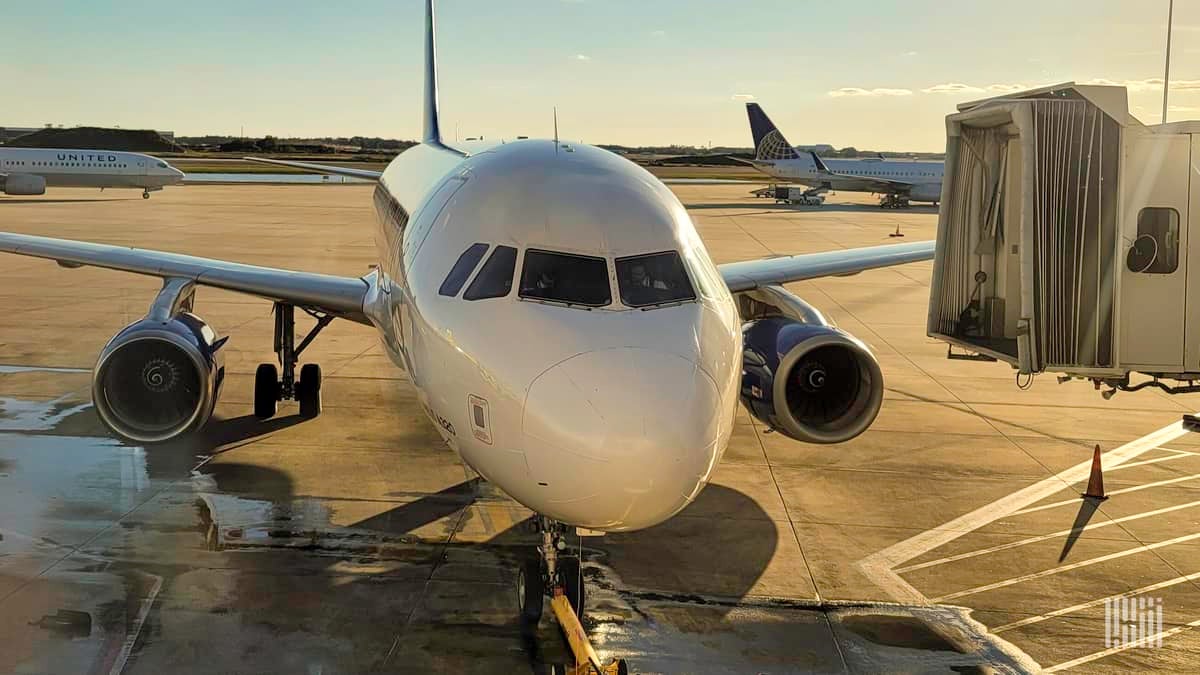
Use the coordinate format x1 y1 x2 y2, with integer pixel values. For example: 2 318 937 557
93 313 225 443
741 317 883 444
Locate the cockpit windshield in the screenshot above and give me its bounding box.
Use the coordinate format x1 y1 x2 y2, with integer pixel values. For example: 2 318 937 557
615 251 696 307
519 249 611 307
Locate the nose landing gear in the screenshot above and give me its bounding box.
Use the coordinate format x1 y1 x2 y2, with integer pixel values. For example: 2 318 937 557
253 302 333 420
520 516 625 675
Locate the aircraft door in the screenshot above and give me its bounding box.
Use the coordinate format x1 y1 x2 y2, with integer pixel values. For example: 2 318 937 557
1121 134 1189 369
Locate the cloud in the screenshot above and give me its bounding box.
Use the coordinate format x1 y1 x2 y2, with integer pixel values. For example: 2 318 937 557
986 83 1027 93
902 50 919 57
828 87 913 97
650 29 666 37
573 53 591 61
1078 77 1200 92
922 82 985 95
731 93 755 101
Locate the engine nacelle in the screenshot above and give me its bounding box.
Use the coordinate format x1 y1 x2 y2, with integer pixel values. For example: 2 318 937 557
92 313 225 443
2 174 47 196
741 317 883 444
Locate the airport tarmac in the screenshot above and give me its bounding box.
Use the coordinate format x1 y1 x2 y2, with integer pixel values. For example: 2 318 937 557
3 184 1200 673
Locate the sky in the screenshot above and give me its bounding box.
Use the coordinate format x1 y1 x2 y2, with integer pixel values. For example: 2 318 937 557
2 0 1198 151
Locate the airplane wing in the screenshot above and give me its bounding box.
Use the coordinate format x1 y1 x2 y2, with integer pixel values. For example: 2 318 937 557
243 157 383 181
719 240 935 292
809 151 913 192
0 232 372 324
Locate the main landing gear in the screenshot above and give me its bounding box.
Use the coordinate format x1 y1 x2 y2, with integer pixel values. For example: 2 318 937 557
879 194 910 209
519 517 626 675
254 302 334 420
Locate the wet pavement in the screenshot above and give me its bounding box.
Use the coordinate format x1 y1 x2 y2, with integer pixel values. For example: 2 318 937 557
4 186 1200 672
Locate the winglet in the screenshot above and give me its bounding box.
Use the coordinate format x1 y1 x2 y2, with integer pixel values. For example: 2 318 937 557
809 151 834 174
423 0 442 145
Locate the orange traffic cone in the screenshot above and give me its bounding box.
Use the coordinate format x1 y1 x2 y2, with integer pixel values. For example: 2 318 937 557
1082 444 1108 500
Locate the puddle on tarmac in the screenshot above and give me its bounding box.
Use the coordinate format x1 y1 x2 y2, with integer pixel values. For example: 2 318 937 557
0 395 94 432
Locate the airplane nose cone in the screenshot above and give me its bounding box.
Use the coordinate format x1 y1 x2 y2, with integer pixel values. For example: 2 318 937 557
171 168 185 183
522 347 724 531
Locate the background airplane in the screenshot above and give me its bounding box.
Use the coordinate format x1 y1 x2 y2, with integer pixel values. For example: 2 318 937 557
0 147 183 199
0 0 933 628
744 102 944 208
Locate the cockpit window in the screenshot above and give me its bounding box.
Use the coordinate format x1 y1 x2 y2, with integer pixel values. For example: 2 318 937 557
519 249 611 307
464 245 517 300
439 243 489 297
157 162 168 168
615 251 696 307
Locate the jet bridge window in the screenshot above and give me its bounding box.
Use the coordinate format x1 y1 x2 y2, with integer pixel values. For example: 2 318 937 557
1127 207 1180 275
439 242 489 297
519 249 611 307
615 251 697 308
464 245 517 300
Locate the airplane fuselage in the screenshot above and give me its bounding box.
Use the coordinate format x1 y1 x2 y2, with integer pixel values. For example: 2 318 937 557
754 157 944 203
368 140 741 532
0 147 184 190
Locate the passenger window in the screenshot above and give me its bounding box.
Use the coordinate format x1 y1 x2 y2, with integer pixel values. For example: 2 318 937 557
519 249 611 307
438 243 489 297
1128 207 1180 274
615 251 696 307
464 245 517 300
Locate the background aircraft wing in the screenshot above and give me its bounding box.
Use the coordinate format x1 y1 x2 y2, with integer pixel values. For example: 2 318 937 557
719 240 935 292
0 232 372 323
809 151 913 192
243 157 382 181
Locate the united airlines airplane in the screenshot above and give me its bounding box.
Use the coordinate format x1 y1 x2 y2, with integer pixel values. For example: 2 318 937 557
0 1 934 626
0 147 183 198
744 102 945 208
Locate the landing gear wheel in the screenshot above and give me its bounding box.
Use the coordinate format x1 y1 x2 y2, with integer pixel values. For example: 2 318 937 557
518 558 545 626
297 363 322 418
254 363 280 419
142 191 150 200
557 557 585 622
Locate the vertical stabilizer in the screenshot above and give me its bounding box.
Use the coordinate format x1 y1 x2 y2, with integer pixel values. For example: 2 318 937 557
423 0 443 145
745 103 800 160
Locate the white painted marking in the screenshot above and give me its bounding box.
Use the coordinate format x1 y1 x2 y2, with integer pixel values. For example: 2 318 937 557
992 571 1200 633
932 531 1200 603
1011 472 1200 517
896 499 1200 573
0 364 90 374
1044 618 1200 672
108 573 162 675
857 415 1198 604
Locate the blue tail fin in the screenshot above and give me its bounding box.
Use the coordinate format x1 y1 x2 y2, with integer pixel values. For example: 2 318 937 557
423 0 442 145
746 103 799 160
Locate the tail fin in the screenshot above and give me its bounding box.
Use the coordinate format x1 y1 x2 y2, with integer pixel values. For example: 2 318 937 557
423 0 462 154
746 103 800 160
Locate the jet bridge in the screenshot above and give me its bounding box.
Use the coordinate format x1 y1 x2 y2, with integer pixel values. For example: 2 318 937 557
928 83 1200 395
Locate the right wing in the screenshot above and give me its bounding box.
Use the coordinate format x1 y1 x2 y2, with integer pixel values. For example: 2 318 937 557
719 240 935 292
0 232 373 324
243 157 383 181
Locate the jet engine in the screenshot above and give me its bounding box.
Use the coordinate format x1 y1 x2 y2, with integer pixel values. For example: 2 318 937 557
739 289 883 444
92 312 226 443
1 174 47 196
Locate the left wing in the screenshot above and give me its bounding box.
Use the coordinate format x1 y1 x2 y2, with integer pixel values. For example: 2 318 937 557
809 151 913 193
719 240 934 292
0 232 372 324
243 157 383 181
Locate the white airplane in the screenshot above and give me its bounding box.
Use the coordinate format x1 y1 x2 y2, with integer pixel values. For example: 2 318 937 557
744 102 945 208
0 147 183 199
0 1 934 625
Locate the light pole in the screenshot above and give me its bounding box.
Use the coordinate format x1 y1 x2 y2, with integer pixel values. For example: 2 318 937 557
1163 0 1174 124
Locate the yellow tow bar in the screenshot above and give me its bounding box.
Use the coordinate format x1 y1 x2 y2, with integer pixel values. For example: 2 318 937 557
550 591 627 675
